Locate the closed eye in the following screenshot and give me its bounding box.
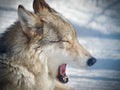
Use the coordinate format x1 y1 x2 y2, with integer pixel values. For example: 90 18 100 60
49 40 69 43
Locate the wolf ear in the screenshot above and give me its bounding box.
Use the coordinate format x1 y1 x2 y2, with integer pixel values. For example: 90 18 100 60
33 0 53 13
18 5 36 26
18 5 43 39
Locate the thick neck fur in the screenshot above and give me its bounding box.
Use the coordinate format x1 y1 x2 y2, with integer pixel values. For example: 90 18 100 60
0 22 26 55
0 21 47 77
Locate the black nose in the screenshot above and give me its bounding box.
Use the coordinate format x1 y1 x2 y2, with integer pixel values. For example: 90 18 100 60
87 57 96 66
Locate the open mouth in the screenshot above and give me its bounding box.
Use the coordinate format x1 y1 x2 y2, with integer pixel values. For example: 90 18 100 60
57 64 69 83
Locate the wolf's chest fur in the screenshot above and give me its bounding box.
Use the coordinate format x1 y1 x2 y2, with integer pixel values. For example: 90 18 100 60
0 53 53 90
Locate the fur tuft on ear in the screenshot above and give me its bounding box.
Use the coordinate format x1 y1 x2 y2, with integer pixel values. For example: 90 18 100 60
33 0 53 13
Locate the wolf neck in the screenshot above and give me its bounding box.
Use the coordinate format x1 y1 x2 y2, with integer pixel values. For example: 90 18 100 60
0 21 32 57
0 21 51 77
0 21 36 63
0 21 23 54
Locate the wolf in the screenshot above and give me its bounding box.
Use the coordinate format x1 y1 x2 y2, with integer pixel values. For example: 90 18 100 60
0 0 96 90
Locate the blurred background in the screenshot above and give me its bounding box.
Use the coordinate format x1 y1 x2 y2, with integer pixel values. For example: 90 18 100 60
0 0 120 90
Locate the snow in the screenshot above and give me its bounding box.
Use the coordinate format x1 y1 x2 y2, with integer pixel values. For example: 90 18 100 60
0 0 120 90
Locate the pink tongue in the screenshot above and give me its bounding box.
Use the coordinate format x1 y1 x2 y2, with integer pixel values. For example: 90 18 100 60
59 64 66 76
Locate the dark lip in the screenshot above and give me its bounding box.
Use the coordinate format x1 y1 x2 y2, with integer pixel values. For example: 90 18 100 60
57 74 69 83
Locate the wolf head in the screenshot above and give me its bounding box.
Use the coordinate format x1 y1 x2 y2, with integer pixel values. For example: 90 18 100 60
18 0 96 83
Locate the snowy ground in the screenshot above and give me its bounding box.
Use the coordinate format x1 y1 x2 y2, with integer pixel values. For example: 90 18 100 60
0 0 120 90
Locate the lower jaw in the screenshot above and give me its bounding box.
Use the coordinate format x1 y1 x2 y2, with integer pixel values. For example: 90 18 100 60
57 74 69 83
